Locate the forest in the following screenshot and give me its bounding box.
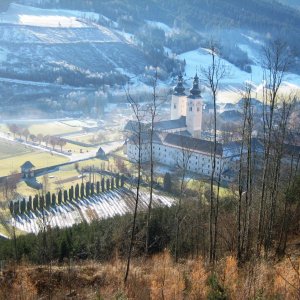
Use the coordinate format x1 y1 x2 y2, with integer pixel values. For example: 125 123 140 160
37 0 300 54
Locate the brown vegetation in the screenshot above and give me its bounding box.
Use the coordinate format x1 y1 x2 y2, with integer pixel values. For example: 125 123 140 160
1 250 299 299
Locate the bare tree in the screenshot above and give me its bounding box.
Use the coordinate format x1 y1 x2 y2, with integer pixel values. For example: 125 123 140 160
44 135 50 148
174 137 194 262
236 83 254 262
37 133 44 145
57 138 67 152
201 40 227 263
124 86 147 283
145 70 161 255
7 124 18 139
22 128 30 142
257 39 291 255
49 136 58 150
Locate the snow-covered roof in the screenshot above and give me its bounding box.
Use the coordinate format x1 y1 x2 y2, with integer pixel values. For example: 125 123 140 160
154 116 187 131
163 133 223 156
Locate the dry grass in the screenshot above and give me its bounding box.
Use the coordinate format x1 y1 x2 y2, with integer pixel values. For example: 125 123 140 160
1 253 299 299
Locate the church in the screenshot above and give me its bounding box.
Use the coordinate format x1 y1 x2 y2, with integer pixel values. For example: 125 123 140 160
124 74 247 180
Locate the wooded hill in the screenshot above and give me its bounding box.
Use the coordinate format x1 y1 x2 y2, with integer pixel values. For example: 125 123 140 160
39 0 300 53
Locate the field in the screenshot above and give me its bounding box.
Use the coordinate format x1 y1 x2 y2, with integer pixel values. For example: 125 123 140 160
26 121 82 136
16 158 114 197
0 120 84 137
0 138 32 160
64 129 123 145
0 139 69 176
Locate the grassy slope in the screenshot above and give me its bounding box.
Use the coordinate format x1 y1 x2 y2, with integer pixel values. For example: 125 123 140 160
0 149 68 177
1 253 299 299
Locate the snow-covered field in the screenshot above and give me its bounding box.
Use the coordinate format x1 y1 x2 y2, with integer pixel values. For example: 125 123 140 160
12 188 174 234
0 3 148 89
0 3 100 28
179 44 300 103
146 20 178 36
0 3 298 102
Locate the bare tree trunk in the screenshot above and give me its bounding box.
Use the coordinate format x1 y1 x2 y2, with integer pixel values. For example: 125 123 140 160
124 89 145 283
243 96 254 260
145 71 158 255
174 140 192 263
201 40 226 263
265 99 294 253
237 93 248 262
257 39 290 256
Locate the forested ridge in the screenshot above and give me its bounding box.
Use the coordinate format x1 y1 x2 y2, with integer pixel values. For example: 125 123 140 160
33 0 300 52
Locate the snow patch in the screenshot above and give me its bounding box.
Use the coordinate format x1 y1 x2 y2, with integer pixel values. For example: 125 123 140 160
179 47 300 98
146 20 174 35
12 188 174 234
0 47 8 63
0 3 100 28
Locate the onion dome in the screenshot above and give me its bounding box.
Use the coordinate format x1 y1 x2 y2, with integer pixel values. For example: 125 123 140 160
189 73 201 98
173 72 185 95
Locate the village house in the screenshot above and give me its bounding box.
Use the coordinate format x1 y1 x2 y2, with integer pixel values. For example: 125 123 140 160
20 161 35 178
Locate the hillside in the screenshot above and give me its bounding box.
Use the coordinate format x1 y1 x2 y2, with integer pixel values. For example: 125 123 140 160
279 0 300 10
0 1 299 112
49 0 300 51
0 4 155 88
1 254 300 299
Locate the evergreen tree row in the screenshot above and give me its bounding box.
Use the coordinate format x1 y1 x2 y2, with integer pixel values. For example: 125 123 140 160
10 174 125 216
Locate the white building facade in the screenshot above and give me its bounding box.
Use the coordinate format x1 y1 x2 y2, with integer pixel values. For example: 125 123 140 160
125 74 237 180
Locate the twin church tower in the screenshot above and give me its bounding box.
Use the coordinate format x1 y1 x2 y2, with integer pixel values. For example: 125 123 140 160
171 73 203 138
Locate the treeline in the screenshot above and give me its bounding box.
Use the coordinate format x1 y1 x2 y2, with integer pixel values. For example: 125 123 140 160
39 0 300 53
10 175 125 216
1 172 299 265
0 66 129 88
1 200 206 264
7 124 67 151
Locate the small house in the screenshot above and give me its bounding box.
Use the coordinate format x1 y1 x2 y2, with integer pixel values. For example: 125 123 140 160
96 147 107 160
21 161 35 178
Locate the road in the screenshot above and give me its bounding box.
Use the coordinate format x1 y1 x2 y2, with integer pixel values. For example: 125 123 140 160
0 131 123 163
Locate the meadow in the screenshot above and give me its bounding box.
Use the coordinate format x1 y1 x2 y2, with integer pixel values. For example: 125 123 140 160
0 139 69 177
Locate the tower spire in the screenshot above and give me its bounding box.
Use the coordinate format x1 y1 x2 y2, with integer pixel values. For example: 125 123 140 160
189 73 201 98
173 72 185 95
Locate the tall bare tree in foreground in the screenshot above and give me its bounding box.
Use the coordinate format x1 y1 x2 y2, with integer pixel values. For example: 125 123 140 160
202 40 227 263
264 95 295 254
257 39 291 256
236 83 254 263
145 70 159 255
124 86 147 283
174 137 194 262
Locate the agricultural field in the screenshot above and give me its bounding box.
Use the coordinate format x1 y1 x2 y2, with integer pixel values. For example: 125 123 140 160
64 129 123 145
0 119 88 137
26 121 83 136
16 158 117 197
0 138 32 160
0 139 69 176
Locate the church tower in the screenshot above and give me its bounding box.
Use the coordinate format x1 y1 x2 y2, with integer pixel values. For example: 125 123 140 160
186 74 203 138
171 72 187 120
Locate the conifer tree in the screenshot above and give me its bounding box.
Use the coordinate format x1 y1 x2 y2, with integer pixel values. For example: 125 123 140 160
80 182 85 199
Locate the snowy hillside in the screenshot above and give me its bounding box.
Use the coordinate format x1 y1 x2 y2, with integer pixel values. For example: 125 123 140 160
13 188 174 234
179 42 300 103
0 3 299 106
0 3 149 89
0 3 100 27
